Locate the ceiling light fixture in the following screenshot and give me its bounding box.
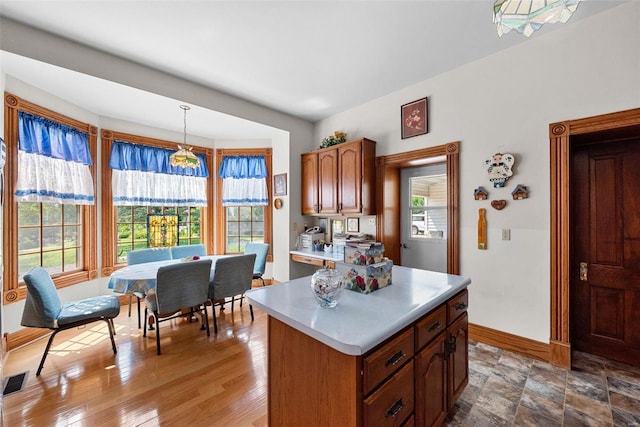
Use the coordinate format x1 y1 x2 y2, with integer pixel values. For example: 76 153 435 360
493 0 581 37
169 104 200 168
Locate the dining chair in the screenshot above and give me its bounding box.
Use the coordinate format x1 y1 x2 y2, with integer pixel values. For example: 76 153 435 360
21 266 121 376
170 244 206 259
244 242 269 286
143 259 212 355
126 247 172 328
208 254 256 334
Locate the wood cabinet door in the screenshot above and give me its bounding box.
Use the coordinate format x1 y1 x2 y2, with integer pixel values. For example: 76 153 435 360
318 148 339 214
415 333 447 427
447 313 468 412
338 140 363 214
301 152 319 214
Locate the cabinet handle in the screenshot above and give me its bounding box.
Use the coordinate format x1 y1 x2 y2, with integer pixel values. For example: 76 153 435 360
385 398 405 418
428 320 442 333
444 335 457 358
455 302 467 310
384 350 406 367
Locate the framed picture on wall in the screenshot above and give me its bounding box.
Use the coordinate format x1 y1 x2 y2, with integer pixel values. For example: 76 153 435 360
347 217 359 233
331 219 345 237
274 173 287 196
401 97 428 139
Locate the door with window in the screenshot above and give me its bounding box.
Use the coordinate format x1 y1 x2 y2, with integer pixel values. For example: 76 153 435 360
400 163 447 272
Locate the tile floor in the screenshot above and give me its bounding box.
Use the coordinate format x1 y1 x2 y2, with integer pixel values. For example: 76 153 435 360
445 340 640 426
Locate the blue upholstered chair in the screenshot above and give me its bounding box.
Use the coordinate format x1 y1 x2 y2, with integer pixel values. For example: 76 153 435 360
143 259 212 355
208 254 256 334
244 242 269 286
21 266 120 376
170 244 206 259
126 247 173 328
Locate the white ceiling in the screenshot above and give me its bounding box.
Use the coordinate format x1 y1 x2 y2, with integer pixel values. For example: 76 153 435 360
0 1 624 141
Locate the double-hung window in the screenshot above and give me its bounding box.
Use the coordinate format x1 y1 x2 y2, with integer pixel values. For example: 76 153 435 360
3 93 97 304
215 149 272 255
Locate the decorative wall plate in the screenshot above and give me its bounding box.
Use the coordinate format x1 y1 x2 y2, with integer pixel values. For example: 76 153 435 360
491 200 507 210
274 198 283 209
485 152 515 188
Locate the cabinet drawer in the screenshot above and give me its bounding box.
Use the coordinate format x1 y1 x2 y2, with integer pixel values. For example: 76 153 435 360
363 360 414 427
290 254 324 267
415 304 446 350
363 328 414 395
447 290 468 325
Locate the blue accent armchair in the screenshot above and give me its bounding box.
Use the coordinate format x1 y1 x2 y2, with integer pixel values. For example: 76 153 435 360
21 266 120 376
143 259 212 355
126 247 172 328
244 242 269 286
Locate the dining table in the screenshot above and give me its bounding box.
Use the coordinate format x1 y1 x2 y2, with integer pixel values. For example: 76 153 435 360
108 255 231 330
107 255 230 297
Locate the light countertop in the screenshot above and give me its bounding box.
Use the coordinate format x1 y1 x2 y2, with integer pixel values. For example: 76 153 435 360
245 265 471 356
290 249 345 263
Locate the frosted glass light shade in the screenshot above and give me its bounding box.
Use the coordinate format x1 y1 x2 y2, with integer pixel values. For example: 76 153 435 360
493 0 581 37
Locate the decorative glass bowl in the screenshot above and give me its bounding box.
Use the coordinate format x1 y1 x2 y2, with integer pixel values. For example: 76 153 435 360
310 268 345 308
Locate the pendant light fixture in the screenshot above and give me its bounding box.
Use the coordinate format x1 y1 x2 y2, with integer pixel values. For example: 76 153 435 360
493 0 581 37
169 104 200 168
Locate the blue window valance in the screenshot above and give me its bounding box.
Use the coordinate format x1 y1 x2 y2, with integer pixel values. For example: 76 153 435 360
109 141 208 177
218 155 269 206
15 111 95 205
109 141 208 207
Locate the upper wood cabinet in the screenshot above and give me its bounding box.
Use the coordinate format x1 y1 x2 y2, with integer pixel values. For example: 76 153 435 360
301 138 376 215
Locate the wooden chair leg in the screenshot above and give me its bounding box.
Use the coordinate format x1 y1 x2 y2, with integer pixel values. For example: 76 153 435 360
136 295 141 329
250 304 254 321
128 294 133 317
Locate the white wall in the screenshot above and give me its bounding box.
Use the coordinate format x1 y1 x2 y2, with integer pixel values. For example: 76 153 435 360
314 3 640 343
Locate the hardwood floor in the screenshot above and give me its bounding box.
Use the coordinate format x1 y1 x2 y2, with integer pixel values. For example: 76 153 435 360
3 303 269 426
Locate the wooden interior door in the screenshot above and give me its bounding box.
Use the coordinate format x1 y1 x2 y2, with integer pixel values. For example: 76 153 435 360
571 138 640 365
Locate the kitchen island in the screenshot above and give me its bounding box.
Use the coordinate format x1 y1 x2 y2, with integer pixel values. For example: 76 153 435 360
245 265 471 426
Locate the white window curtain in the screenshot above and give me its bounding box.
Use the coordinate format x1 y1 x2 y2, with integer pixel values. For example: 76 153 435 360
109 141 208 207
218 155 268 206
15 111 95 205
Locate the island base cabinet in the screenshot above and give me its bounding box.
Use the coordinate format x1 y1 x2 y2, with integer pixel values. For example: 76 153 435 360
265 290 469 427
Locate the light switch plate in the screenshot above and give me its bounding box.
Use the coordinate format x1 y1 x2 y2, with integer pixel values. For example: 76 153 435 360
502 228 511 240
